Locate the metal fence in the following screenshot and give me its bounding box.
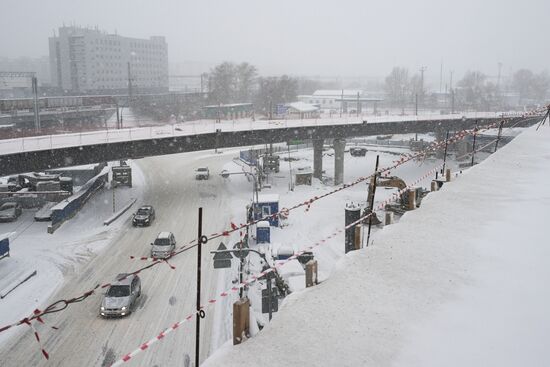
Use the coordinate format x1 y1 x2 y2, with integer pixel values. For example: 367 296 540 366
48 168 108 233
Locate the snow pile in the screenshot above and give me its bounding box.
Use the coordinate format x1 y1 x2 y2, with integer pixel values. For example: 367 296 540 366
203 124 550 366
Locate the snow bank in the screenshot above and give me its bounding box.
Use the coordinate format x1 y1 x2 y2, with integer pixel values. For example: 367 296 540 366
203 124 550 367
103 197 136 225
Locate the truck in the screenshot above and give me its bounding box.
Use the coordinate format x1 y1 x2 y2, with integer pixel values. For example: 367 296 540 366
262 154 280 173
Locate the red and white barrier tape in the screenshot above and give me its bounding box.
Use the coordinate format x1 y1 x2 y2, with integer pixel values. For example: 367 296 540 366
109 163 446 366
1 111 536 359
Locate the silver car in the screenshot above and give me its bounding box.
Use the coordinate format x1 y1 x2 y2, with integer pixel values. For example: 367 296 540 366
195 167 210 180
150 231 176 259
100 273 141 317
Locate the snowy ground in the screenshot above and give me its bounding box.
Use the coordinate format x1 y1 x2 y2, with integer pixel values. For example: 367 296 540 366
0 123 530 366
202 124 550 367
0 161 145 345
207 134 464 352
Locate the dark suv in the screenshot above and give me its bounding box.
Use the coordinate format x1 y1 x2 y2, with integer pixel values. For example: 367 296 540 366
350 147 367 157
132 205 155 227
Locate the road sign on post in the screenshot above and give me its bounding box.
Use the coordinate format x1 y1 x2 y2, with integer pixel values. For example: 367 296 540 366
213 242 233 269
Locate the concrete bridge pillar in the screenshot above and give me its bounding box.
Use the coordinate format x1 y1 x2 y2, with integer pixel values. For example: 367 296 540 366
333 138 346 185
313 139 324 180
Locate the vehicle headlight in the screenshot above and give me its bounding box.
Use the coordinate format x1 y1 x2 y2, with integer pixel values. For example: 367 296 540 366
145 218 149 222
101 306 105 311
121 306 127 311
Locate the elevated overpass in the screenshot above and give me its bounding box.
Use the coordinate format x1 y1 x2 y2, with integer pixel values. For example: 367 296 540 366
0 113 540 177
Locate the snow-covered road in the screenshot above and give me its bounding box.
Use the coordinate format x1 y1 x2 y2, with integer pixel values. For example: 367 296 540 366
0 151 233 366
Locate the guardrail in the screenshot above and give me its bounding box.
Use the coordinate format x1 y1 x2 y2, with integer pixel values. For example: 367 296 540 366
103 198 137 226
0 112 516 156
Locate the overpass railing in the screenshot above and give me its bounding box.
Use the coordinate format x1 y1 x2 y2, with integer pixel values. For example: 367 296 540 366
0 111 519 156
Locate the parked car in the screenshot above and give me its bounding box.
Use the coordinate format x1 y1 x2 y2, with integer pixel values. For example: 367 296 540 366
195 167 210 180
99 273 141 317
0 202 22 222
132 205 155 227
350 147 367 157
150 232 176 259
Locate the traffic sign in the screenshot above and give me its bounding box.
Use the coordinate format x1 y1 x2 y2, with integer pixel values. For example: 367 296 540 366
213 242 233 269
214 259 232 269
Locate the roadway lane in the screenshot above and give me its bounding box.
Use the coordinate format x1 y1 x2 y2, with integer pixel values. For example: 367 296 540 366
0 150 232 366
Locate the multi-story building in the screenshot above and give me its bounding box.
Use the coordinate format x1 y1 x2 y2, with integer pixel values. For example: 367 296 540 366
49 26 168 93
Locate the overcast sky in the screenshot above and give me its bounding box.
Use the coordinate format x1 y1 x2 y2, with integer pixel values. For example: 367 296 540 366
1 0 548 82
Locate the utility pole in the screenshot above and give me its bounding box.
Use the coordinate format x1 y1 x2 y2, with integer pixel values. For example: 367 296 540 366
116 102 120 129
112 181 116 213
127 62 133 104
356 91 360 117
340 89 343 117
195 208 204 367
494 120 504 153
419 66 427 109
31 76 41 132
496 62 503 108
439 60 443 93
442 130 450 174
365 155 379 247
496 62 503 91
415 93 418 116
471 122 478 167
287 144 293 191
451 88 455 114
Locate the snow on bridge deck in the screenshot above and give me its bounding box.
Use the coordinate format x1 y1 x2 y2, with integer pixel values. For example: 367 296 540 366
0 112 510 156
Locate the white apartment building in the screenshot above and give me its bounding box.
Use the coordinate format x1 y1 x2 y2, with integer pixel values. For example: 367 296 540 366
49 26 168 93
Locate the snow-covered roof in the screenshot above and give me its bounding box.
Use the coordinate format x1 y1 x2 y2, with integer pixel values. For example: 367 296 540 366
288 102 319 113
313 89 362 97
257 221 270 228
203 103 253 108
295 166 313 174
256 194 280 203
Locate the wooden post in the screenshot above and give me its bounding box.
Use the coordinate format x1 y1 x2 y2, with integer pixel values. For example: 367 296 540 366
407 189 416 210
445 168 451 182
354 226 361 250
431 181 438 192
305 260 318 287
385 211 394 225
233 298 250 345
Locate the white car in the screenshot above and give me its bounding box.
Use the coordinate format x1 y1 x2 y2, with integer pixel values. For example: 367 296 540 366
195 167 210 180
150 232 176 259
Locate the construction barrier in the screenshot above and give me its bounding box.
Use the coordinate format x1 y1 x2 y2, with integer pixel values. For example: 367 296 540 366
48 168 109 233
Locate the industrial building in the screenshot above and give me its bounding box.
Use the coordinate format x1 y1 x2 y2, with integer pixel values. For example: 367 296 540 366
49 26 168 94
298 90 383 113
